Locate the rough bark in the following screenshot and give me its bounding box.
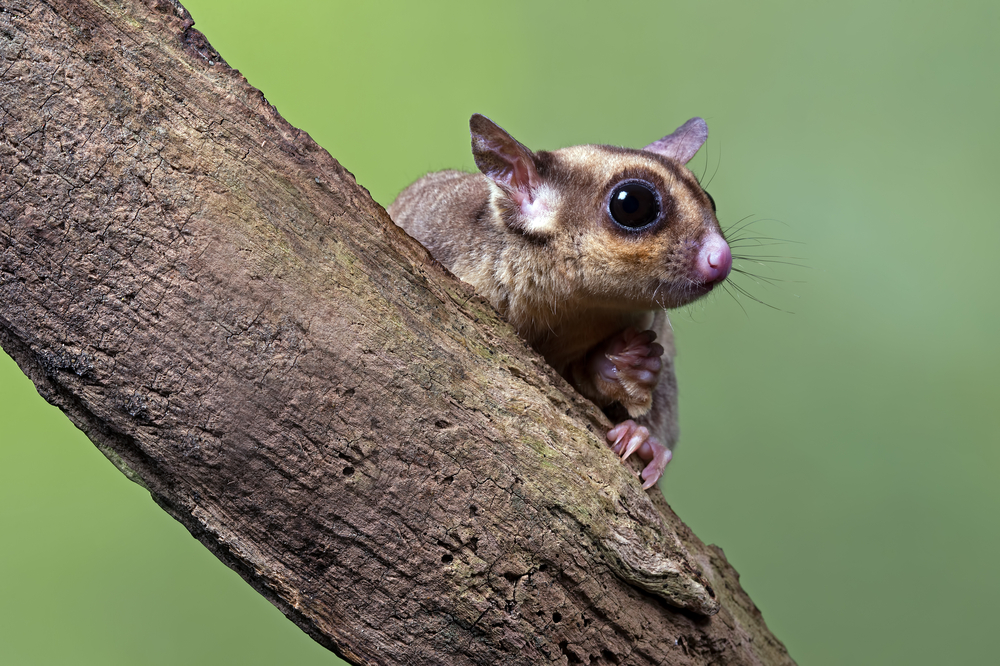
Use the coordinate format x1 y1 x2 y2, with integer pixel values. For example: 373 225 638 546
0 1 794 664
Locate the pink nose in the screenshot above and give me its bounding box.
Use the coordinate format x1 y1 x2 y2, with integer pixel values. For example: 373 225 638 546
694 232 732 284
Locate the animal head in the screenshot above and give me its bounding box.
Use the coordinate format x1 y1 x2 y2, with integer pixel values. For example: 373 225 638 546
469 114 732 312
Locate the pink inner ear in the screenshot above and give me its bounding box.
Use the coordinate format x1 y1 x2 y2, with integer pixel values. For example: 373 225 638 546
470 114 541 206
508 158 539 207
643 117 708 164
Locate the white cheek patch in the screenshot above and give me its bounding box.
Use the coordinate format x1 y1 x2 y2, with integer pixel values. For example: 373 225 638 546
518 182 559 234
489 181 560 235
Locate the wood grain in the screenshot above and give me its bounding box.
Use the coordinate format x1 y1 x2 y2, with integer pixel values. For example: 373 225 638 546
0 1 793 664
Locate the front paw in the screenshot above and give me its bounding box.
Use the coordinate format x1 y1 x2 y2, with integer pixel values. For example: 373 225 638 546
607 420 673 490
588 328 664 416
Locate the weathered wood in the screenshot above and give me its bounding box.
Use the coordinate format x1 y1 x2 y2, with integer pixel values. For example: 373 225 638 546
0 1 794 664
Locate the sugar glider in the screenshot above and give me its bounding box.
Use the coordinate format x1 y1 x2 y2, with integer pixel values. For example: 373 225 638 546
389 114 731 489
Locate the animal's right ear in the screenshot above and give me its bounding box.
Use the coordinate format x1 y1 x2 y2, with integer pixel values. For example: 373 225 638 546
643 117 709 164
470 114 542 209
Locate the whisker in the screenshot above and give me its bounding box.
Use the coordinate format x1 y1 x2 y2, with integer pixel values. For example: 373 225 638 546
732 256 810 270
721 282 750 318
731 254 807 260
731 268 784 288
727 280 791 312
727 237 804 248
704 140 722 189
735 272 805 286
732 263 808 282
697 136 710 183
703 211 803 314
723 214 758 238
727 242 796 252
726 230 802 241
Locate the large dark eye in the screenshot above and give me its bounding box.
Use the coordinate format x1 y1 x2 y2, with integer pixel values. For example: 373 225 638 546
609 180 660 229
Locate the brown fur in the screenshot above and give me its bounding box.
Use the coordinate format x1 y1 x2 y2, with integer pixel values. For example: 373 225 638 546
388 128 724 452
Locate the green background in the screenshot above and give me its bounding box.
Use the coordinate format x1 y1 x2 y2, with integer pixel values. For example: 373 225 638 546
2 1 997 664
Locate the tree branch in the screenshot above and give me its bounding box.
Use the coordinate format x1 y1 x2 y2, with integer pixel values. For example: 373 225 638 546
0 1 793 663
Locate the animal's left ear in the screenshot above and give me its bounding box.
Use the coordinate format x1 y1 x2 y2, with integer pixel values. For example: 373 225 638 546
470 114 542 208
643 117 708 164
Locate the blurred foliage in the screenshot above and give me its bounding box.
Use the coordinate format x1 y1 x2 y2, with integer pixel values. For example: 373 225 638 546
2 1 997 664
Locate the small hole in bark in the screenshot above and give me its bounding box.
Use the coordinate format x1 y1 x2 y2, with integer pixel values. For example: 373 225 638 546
706 585 716 598
342 466 354 476
552 612 562 623
435 419 450 428
441 553 453 564
442 475 454 485
583 617 591 627
601 648 621 664
469 505 478 516
503 572 520 583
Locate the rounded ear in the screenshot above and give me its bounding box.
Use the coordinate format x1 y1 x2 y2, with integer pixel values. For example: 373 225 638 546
470 114 541 207
642 117 708 164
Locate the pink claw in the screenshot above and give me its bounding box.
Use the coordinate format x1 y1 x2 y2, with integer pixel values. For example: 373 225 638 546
640 445 673 490
620 429 647 462
606 420 673 490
